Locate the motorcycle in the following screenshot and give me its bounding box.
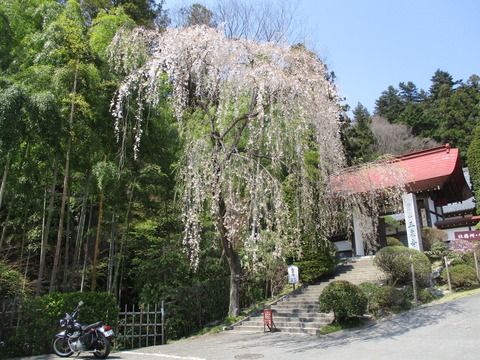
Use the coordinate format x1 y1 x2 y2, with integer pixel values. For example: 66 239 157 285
51 301 115 359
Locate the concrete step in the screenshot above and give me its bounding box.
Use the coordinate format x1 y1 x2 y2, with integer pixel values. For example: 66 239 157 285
231 256 383 335
239 318 332 328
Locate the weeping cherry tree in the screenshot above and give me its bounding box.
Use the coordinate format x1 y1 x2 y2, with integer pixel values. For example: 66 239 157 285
110 25 348 316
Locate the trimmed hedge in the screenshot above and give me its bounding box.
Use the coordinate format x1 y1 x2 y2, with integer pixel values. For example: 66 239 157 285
295 259 336 283
421 227 447 251
358 282 383 315
374 246 431 286
358 282 408 317
386 237 404 247
319 280 367 323
441 264 479 290
1 292 118 358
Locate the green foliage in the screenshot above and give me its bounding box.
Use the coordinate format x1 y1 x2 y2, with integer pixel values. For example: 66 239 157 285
177 3 216 27
295 256 336 284
421 227 448 252
126 217 230 341
463 249 480 269
89 7 136 61
319 317 365 335
417 287 437 304
1 292 118 358
383 215 400 228
0 8 13 70
376 285 408 310
426 241 450 260
343 103 375 164
441 264 479 291
0 83 27 152
368 70 480 163
386 237 404 247
358 282 383 315
358 282 408 317
2 0 477 350
374 246 431 285
375 86 405 123
468 125 480 213
36 0 89 65
318 280 368 323
0 262 32 301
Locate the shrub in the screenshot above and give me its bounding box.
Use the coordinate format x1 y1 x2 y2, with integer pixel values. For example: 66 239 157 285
441 264 479 290
0 262 32 301
417 288 437 304
383 215 400 228
374 246 431 286
358 282 382 316
359 282 411 317
421 227 448 251
319 280 368 323
2 292 118 358
377 285 407 310
426 241 450 260
386 237 404 247
296 259 336 283
464 250 480 269
295 240 337 283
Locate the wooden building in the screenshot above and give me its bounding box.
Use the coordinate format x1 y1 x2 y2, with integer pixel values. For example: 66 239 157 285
331 144 473 257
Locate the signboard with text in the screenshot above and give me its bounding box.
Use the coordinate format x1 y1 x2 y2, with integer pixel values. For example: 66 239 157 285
402 193 423 251
454 231 480 241
263 309 276 332
288 265 299 284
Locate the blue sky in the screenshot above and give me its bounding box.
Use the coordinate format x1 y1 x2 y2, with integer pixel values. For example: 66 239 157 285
164 0 479 115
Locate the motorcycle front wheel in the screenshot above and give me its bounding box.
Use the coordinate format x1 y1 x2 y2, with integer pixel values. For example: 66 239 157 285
93 332 111 359
52 335 73 357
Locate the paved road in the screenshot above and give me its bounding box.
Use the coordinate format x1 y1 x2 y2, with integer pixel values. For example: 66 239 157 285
12 293 480 360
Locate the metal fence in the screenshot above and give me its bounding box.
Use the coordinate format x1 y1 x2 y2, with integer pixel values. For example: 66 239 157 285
115 302 165 349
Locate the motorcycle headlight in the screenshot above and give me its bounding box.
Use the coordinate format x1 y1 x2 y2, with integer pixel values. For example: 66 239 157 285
59 319 67 328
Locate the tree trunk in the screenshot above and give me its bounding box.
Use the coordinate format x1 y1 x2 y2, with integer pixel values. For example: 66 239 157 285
112 182 134 301
72 171 90 277
217 194 242 317
62 202 71 292
91 187 104 291
49 61 78 293
0 154 10 210
19 210 28 271
80 200 94 292
107 209 116 294
0 206 11 253
36 159 58 296
226 246 242 317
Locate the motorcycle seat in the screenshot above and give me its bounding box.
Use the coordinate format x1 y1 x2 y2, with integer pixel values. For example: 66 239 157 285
82 321 103 332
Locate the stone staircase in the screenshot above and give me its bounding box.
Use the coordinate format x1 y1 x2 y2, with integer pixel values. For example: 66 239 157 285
231 256 386 335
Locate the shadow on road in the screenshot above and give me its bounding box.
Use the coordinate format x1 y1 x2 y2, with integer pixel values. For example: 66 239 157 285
230 299 465 355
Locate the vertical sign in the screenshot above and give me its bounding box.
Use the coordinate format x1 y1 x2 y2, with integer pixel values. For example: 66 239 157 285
288 265 299 284
402 193 423 251
264 309 272 326
263 309 276 332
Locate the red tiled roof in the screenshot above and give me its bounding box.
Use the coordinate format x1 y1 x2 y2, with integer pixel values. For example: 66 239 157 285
331 145 472 204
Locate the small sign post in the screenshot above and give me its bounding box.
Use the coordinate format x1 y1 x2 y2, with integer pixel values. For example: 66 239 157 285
263 309 276 332
288 265 299 291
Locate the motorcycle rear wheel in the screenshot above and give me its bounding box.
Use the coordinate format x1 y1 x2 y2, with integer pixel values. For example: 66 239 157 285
52 336 73 357
93 332 111 359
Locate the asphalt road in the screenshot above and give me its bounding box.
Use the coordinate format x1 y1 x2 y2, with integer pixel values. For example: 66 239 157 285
11 292 480 360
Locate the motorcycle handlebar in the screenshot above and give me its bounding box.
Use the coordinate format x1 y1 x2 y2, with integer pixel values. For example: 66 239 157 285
68 301 84 319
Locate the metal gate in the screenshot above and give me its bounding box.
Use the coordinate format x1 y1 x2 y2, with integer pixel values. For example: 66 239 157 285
116 302 165 349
